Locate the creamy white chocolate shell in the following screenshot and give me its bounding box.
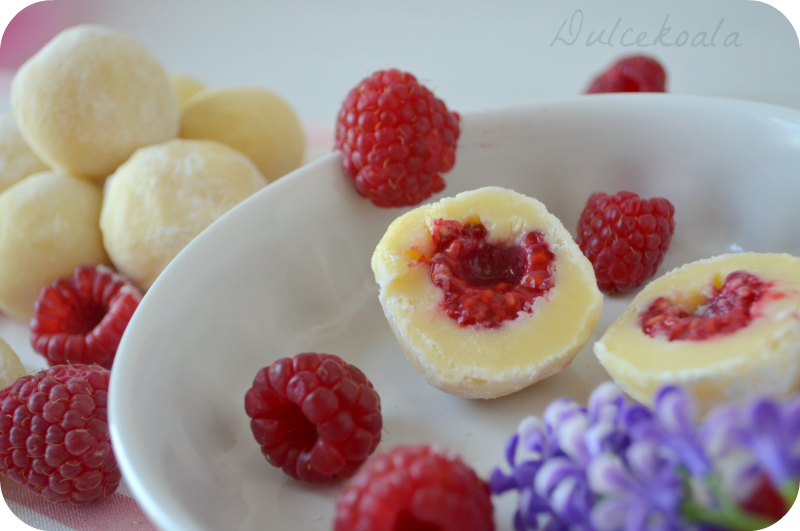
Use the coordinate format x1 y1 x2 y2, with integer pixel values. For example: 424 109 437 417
0 337 26 391
372 186 603 399
100 139 266 290
179 87 305 184
0 113 48 195
595 252 800 410
170 74 205 108
12 25 179 179
0 171 110 320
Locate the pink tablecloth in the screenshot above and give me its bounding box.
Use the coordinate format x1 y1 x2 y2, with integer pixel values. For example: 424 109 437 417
2 476 159 531
0 124 334 531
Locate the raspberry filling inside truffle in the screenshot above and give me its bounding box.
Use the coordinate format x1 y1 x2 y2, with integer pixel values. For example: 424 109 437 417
426 219 555 328
640 271 771 341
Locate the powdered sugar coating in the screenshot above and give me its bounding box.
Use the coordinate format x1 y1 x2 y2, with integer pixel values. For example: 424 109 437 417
179 87 305 184
100 139 267 290
0 172 110 321
0 113 49 195
11 25 179 179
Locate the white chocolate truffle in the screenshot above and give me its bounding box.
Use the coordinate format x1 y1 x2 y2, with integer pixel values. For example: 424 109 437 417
595 253 800 411
0 113 49 195
0 172 110 320
171 75 205 108
0 337 26 391
11 25 180 179
101 139 266 290
372 187 603 398
179 87 305 183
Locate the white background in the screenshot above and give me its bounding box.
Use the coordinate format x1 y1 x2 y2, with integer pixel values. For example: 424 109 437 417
1 0 800 120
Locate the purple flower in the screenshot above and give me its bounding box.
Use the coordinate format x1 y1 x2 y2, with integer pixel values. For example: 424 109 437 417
588 441 687 531
491 383 644 530
704 394 800 492
535 457 594 528
554 383 638 465
491 382 800 531
490 416 565 530
632 386 711 477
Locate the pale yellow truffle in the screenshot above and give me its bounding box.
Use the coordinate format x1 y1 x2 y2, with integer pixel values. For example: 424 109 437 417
101 139 267 290
372 187 603 399
595 253 800 411
0 172 110 320
171 75 206 107
0 113 49 195
180 87 305 183
0 337 26 391
12 25 180 179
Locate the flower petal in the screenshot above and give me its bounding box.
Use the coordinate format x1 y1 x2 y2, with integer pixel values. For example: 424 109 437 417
623 403 653 431
489 467 517 495
518 416 549 458
747 398 783 436
557 415 591 463
515 460 542 491
654 386 695 436
505 433 520 466
588 455 636 495
544 398 586 432
535 457 582 498
625 441 662 479
590 496 631 531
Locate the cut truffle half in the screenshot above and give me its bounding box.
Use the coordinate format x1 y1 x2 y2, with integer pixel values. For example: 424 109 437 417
372 187 603 398
595 252 800 410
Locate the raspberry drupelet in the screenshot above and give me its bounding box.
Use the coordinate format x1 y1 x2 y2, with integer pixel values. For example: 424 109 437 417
585 55 667 94
335 69 460 208
334 444 494 531
0 364 121 504
30 265 141 369
576 190 675 295
244 353 382 483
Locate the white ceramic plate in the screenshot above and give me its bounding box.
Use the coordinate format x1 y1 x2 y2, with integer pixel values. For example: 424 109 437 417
109 94 800 531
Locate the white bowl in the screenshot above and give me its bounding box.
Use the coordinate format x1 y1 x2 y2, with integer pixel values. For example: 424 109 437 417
108 94 800 531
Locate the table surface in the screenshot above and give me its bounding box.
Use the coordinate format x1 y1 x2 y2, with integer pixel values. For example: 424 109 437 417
1 1 799 530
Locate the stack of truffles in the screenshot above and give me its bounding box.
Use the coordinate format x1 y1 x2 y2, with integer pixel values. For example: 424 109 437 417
0 24 306 320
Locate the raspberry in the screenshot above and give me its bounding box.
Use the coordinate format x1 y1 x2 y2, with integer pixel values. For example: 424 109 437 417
740 474 790 523
30 265 141 369
334 69 460 208
428 219 555 328
576 190 675 295
334 444 494 531
641 271 769 341
585 55 667 94
0 364 121 504
244 353 381 483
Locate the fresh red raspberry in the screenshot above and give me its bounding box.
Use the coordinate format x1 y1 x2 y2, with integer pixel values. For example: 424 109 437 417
739 474 790 523
334 444 494 531
641 271 769 341
244 353 382 483
585 55 667 94
30 265 141 369
576 191 675 295
0 364 121 504
334 69 460 208
428 219 555 328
